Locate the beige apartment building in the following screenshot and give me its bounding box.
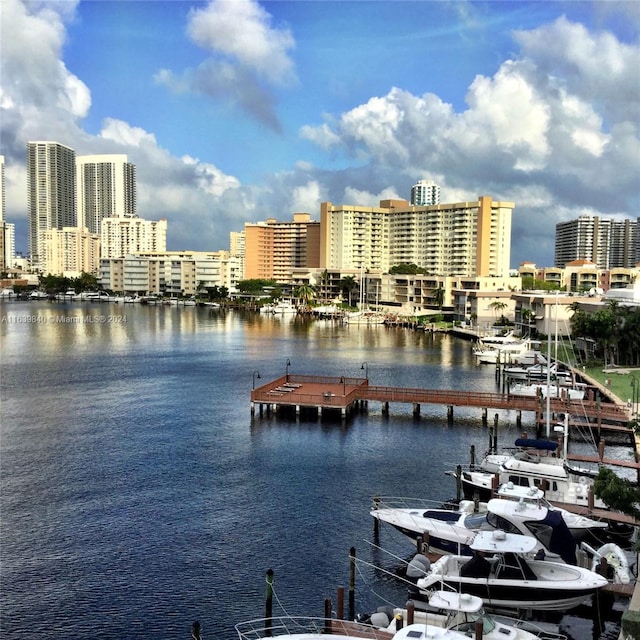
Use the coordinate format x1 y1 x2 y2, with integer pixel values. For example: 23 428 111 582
244 213 320 281
320 196 514 277
519 261 639 293
42 226 100 276
100 250 241 295
100 217 167 259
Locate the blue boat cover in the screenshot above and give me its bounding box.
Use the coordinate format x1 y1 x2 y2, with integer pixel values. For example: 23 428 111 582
514 438 558 451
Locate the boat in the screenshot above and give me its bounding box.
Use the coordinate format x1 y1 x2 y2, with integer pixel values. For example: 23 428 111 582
473 338 543 365
508 381 587 400
371 494 578 564
503 361 570 382
29 290 49 299
458 434 608 511
261 299 299 314
344 310 386 324
236 613 471 640
364 590 565 639
411 530 608 612
582 541 632 584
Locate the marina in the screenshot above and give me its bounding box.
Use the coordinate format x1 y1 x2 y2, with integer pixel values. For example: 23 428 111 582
0 301 637 640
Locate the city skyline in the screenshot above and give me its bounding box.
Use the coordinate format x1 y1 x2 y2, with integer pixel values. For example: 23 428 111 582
1 0 639 267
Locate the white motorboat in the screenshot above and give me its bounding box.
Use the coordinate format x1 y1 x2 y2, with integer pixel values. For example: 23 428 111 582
412 530 608 612
366 590 565 639
236 614 473 640
503 361 571 382
473 339 543 365
459 436 606 511
371 494 579 564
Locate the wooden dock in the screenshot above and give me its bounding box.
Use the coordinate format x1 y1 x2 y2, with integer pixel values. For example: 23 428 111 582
251 374 630 426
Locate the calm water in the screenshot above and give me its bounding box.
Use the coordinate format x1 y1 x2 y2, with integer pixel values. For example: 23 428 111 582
0 301 626 639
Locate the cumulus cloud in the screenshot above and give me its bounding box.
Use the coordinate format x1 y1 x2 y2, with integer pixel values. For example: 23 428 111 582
156 0 296 131
186 0 295 86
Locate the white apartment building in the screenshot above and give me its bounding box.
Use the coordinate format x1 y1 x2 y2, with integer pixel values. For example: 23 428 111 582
320 196 514 277
100 217 167 259
43 226 100 277
229 230 246 280
27 141 77 272
76 154 136 234
410 179 440 206
100 251 242 295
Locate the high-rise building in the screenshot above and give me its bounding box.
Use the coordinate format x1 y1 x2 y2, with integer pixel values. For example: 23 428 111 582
77 154 137 234
244 213 320 281
27 141 77 271
100 217 167 259
320 196 514 277
43 226 100 276
555 215 638 269
0 154 5 222
410 179 440 206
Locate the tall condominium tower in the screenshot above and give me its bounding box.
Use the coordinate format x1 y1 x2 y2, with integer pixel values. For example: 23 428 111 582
77 154 137 234
555 215 638 269
244 213 320 281
0 154 5 222
320 195 514 277
410 179 440 206
27 141 77 271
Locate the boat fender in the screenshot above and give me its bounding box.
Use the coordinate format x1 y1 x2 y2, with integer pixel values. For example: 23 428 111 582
578 476 588 485
370 611 392 629
575 485 583 494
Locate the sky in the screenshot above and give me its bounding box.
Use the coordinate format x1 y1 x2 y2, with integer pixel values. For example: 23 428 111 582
1 0 639 268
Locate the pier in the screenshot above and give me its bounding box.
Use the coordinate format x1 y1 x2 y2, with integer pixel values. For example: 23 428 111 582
250 374 629 426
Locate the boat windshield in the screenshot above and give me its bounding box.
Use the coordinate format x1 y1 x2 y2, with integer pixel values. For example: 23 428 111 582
463 513 489 530
451 613 497 634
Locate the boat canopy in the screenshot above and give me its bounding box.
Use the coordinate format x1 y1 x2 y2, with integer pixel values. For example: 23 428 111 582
514 438 558 452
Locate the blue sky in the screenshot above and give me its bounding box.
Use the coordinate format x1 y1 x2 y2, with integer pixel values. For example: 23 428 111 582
1 0 639 267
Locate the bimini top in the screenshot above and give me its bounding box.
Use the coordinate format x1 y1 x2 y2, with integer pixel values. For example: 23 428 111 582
514 438 558 452
470 530 537 554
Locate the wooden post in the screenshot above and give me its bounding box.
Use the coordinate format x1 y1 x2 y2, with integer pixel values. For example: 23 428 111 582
191 622 201 640
336 586 344 620
481 407 488 427
349 547 356 620
492 414 499 452
470 445 476 470
265 568 274 637
475 620 484 640
447 405 454 423
455 465 462 502
324 598 332 634
406 601 415 625
598 439 605 461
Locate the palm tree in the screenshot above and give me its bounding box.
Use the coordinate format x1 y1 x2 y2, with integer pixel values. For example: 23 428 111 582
294 283 316 308
319 269 330 303
339 275 358 307
488 301 508 323
432 285 445 309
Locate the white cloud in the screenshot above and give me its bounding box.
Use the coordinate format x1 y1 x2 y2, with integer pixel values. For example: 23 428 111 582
187 0 296 86
290 181 322 215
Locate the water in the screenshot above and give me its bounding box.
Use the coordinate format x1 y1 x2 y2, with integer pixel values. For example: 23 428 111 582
0 301 627 639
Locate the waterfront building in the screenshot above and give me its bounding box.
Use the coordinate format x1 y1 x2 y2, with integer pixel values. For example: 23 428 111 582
519 261 639 293
76 154 136 234
320 196 514 278
410 179 440 206
100 250 241 295
43 226 100 277
244 213 320 282
555 215 638 269
229 230 246 281
100 217 167 259
27 141 77 272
